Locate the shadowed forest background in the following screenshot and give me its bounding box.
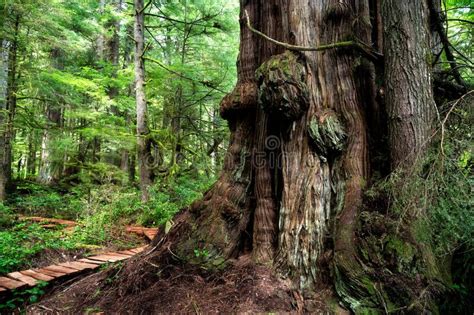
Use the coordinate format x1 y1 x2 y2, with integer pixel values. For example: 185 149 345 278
0 0 472 313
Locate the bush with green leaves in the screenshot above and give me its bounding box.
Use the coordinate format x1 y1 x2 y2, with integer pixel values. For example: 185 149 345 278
0 203 15 229
9 181 83 220
363 96 473 312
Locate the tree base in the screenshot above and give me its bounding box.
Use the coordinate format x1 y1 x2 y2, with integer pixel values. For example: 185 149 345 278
28 253 339 314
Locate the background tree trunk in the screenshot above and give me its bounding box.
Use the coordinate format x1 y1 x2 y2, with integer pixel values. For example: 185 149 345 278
0 39 10 200
0 15 19 200
38 48 65 184
383 0 435 169
134 0 152 202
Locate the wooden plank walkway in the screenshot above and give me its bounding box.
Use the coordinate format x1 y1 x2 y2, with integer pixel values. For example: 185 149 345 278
126 226 158 241
0 246 148 296
0 217 158 298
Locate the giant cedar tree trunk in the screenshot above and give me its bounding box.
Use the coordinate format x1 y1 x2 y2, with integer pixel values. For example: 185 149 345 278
37 0 441 313
158 0 371 291
151 0 440 310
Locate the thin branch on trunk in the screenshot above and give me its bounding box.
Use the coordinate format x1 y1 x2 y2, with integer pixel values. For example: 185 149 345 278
243 10 383 63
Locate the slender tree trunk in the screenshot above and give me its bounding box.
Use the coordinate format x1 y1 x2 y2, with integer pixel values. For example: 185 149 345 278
38 48 64 184
97 0 106 61
26 131 36 176
134 0 152 202
428 0 467 90
0 39 10 200
0 15 19 200
119 24 136 184
107 0 121 101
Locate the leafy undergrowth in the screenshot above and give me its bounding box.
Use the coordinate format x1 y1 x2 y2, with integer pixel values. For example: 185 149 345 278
0 222 78 274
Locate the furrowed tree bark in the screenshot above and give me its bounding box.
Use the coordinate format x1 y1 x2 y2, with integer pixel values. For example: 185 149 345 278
383 0 435 169
134 0 153 202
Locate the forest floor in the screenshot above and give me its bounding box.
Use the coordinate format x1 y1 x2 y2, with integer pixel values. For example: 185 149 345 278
28 254 336 314
3 213 333 313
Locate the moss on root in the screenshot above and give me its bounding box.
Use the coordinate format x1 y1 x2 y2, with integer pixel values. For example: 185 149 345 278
335 207 446 314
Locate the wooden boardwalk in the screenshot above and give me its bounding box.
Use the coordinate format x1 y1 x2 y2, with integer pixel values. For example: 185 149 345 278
0 246 147 292
0 217 158 297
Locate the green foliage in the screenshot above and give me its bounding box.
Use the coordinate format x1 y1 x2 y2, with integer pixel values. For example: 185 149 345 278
10 182 82 220
443 0 473 84
364 97 472 257
0 223 77 274
73 174 215 245
0 203 14 228
0 280 48 312
362 95 473 312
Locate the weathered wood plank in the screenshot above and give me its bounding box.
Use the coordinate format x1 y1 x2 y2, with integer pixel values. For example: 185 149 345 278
79 258 107 265
88 255 129 263
104 252 131 258
144 231 157 240
7 272 38 286
0 277 27 290
35 268 66 277
20 270 54 281
129 246 147 254
43 265 78 275
59 261 99 270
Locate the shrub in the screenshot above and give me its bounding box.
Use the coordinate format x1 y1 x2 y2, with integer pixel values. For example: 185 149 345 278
0 223 78 274
0 203 15 229
10 182 82 220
